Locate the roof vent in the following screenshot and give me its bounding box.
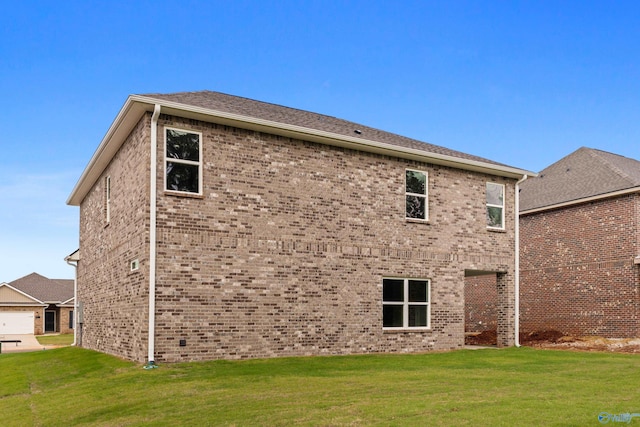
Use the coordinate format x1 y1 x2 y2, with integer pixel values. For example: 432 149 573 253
354 129 362 135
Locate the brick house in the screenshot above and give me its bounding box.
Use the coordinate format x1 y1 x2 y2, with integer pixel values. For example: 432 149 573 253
67 91 533 363
0 273 74 335
519 147 640 337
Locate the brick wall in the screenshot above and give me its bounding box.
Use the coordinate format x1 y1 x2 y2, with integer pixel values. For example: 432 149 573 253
520 194 640 337
58 307 74 334
78 113 519 362
464 274 498 333
77 115 151 362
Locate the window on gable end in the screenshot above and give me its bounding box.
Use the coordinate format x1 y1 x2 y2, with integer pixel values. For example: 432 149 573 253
165 127 202 194
486 182 505 229
104 176 111 224
405 169 428 221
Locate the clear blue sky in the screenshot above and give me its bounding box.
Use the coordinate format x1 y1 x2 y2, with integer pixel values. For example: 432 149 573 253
1 1 639 281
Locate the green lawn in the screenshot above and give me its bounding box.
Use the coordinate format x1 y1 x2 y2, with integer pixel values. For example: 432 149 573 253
35 334 74 346
0 347 638 426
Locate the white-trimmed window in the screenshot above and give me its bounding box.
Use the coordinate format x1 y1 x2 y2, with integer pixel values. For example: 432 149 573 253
104 176 111 223
383 278 430 329
486 182 505 229
405 169 428 220
165 127 202 194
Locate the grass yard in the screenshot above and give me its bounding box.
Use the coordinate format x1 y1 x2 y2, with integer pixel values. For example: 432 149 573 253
35 334 74 346
1 347 639 426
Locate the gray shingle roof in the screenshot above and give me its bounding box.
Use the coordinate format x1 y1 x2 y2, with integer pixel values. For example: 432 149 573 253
9 273 74 303
142 90 512 168
520 147 640 212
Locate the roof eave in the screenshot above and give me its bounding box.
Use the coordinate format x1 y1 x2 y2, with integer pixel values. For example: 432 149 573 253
68 95 536 205
67 97 151 206
520 186 640 215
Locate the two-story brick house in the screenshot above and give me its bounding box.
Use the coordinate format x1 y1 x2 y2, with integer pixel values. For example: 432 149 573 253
67 91 533 363
519 147 640 338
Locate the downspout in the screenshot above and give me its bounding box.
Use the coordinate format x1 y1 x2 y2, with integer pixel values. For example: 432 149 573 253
514 174 528 347
65 254 78 346
147 104 161 368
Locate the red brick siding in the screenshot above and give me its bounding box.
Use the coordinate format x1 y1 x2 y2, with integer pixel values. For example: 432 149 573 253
520 195 640 337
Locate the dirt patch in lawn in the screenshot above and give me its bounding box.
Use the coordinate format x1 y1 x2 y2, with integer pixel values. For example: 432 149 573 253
466 329 640 353
465 330 498 346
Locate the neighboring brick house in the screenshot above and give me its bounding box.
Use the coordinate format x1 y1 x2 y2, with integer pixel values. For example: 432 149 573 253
0 273 74 335
519 147 640 338
67 91 533 363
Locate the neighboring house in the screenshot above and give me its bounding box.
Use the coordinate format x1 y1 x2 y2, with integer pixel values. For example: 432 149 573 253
519 147 640 338
67 90 534 363
0 273 74 335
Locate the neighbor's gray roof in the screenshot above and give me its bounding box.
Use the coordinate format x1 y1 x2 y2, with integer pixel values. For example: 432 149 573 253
520 147 640 212
143 91 511 168
9 273 74 303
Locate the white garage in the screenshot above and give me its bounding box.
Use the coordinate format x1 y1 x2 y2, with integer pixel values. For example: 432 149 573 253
0 312 35 334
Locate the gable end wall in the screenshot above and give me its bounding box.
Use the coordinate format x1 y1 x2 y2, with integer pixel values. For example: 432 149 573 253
77 114 152 361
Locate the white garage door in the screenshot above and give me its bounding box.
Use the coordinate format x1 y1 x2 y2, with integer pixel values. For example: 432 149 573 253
0 312 35 334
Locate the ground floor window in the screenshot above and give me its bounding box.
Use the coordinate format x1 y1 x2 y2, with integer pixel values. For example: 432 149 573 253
69 311 74 329
383 278 430 329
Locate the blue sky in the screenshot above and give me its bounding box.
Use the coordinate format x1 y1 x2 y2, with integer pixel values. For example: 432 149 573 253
1 1 639 281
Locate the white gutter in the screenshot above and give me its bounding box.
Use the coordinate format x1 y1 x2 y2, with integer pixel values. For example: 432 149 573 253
514 174 528 347
520 185 640 216
129 95 534 179
64 251 79 346
147 104 161 366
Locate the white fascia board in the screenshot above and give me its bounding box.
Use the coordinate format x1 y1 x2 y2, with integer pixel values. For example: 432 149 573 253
138 95 536 179
520 186 640 216
67 98 151 206
65 249 80 262
68 95 536 205
0 283 45 305
0 303 47 307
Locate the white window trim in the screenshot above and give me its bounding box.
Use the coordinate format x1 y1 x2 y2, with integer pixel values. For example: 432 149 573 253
486 182 505 230
105 175 111 224
383 277 431 330
164 126 203 195
405 169 429 221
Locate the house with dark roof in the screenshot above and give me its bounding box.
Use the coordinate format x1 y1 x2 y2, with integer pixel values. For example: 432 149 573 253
519 147 640 338
0 273 74 335
67 91 534 363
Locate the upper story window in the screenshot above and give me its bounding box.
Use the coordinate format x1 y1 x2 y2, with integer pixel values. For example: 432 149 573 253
486 182 505 229
383 278 430 329
165 127 202 194
405 169 428 221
